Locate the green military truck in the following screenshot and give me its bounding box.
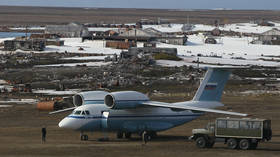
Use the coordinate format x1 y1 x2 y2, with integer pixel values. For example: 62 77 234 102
190 117 272 150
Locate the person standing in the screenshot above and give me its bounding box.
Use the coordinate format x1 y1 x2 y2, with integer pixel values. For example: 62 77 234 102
41 127 47 143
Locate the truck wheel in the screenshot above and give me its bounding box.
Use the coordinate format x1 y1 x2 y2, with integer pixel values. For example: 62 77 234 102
196 137 207 148
227 138 238 149
239 139 250 150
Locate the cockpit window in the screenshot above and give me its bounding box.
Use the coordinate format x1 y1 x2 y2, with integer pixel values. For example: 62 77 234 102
73 110 90 116
74 110 81 115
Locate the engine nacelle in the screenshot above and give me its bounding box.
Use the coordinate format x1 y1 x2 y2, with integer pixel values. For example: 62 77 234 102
104 91 149 109
73 91 109 106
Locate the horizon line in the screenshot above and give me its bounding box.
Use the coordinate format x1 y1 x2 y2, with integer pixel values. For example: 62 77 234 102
0 5 279 11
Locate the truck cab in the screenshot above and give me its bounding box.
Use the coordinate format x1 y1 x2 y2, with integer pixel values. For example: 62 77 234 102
191 117 272 150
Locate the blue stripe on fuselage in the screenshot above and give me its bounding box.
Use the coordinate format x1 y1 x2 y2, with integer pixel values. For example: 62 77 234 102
67 114 202 119
67 114 203 132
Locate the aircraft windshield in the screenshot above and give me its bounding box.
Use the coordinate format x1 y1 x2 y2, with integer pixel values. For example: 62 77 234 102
73 110 90 115
74 110 81 115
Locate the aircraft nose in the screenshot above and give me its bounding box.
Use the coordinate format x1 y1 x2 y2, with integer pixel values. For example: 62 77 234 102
58 117 82 130
59 118 71 129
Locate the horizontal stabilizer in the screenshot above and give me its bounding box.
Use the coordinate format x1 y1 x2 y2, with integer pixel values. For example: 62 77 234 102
142 101 247 117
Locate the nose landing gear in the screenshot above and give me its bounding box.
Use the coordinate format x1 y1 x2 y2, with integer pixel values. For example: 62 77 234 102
80 132 88 141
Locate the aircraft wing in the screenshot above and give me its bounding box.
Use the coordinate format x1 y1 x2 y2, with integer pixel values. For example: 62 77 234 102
49 107 76 114
142 101 248 117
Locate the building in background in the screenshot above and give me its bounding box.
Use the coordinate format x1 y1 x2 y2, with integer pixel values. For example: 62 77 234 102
45 23 89 38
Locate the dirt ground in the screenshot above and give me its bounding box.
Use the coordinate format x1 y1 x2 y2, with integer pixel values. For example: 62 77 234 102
0 94 280 157
0 6 280 25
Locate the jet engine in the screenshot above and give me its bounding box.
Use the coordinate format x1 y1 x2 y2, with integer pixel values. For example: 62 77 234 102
104 91 149 109
73 91 109 106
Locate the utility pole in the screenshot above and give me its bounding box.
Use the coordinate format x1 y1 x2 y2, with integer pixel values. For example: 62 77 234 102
197 57 200 69
25 26 28 40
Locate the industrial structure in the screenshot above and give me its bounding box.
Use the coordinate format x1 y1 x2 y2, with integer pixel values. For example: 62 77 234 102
4 40 45 51
128 47 177 56
258 28 280 45
83 27 187 45
45 22 89 38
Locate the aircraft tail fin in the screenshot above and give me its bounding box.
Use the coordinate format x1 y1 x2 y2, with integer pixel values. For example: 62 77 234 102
192 67 231 102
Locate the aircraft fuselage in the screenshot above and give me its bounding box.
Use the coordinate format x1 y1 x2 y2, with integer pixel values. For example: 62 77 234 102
59 103 203 133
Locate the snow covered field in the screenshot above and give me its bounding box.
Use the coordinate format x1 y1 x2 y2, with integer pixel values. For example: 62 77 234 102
9 27 45 31
44 36 280 60
9 22 280 34
0 99 38 104
156 56 280 67
0 37 14 43
143 22 280 34
44 38 122 55
34 61 111 67
1 22 280 68
161 35 280 57
32 89 79 95
1 36 280 67
61 56 107 61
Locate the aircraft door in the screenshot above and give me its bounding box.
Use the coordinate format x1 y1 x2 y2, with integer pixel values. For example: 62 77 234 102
101 111 109 130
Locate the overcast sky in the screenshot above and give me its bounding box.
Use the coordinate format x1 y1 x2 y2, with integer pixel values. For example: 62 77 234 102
0 0 279 10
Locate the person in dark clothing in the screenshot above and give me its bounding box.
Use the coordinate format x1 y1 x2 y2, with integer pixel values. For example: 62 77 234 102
42 127 47 143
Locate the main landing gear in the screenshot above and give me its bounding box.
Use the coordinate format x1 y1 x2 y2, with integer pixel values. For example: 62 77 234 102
116 131 157 143
141 131 157 144
116 131 132 139
80 133 88 141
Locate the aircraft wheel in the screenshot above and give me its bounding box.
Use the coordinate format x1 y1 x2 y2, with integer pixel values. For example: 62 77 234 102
149 131 157 138
227 138 238 149
117 131 123 139
142 131 151 144
196 137 207 148
81 135 88 141
239 139 250 150
125 132 131 139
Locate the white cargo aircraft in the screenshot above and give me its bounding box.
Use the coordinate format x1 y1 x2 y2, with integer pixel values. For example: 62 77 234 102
52 67 247 141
